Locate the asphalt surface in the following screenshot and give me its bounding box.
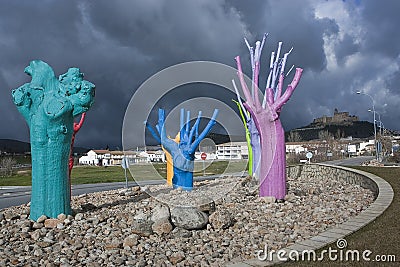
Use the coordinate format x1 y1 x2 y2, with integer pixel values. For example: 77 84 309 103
322 155 374 166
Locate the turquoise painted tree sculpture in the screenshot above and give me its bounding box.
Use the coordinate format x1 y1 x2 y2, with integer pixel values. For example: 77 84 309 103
235 35 303 199
146 108 218 190
12 60 95 220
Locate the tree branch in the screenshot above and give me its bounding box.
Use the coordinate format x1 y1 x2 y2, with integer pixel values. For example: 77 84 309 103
190 109 219 154
74 112 86 133
235 56 253 106
188 111 202 143
232 79 250 121
272 68 303 112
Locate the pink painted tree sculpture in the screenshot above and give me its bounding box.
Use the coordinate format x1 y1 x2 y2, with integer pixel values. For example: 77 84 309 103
235 35 303 199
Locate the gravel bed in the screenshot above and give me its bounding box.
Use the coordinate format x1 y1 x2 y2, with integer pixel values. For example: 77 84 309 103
0 173 374 266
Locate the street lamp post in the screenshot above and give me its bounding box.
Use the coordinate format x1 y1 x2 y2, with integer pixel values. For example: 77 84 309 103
368 110 384 135
368 109 385 160
357 91 378 161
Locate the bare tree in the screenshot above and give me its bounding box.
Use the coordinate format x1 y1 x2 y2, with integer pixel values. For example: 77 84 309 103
318 130 334 141
318 130 334 159
1 157 16 176
335 129 344 140
288 131 302 142
378 134 392 157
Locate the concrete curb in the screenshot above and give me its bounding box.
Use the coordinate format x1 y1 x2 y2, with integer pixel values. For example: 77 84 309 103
226 164 394 266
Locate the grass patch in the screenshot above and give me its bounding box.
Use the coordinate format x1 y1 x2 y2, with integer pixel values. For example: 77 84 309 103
0 160 248 186
284 166 400 266
0 173 33 186
70 166 135 185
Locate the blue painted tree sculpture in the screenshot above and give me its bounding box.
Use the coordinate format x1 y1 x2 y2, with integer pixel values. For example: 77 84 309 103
146 108 218 190
12 60 95 220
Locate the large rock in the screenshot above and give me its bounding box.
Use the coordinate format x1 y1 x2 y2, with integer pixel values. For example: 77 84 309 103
209 209 234 229
152 219 173 235
36 215 47 223
256 196 276 203
151 204 173 235
151 204 170 222
170 207 208 230
105 241 122 250
171 227 192 238
123 235 139 247
196 196 215 213
32 222 43 229
57 213 67 221
44 219 62 228
133 211 149 221
4 211 19 221
169 251 185 265
130 219 154 237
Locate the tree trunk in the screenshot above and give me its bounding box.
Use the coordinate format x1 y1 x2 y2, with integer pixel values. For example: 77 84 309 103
29 100 74 220
248 118 261 179
172 158 194 191
172 169 194 190
164 149 173 185
259 120 286 199
12 61 95 221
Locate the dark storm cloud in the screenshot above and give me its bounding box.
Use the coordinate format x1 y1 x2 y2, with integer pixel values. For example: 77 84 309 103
360 0 400 58
334 34 360 65
261 1 339 72
0 0 399 149
84 0 246 65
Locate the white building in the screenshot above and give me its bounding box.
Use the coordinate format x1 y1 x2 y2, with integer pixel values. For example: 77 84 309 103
216 142 248 160
359 140 375 153
139 151 166 163
79 149 158 166
286 143 307 154
109 151 148 165
79 150 111 166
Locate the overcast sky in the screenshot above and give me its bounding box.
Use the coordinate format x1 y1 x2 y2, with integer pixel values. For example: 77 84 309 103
1 0 399 149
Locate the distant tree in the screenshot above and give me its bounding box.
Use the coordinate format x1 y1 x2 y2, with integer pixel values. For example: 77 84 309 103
378 134 392 157
0 157 16 176
318 130 334 141
335 129 344 140
288 131 302 142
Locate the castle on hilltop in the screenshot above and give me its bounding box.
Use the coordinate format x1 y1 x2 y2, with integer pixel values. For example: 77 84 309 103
312 108 359 126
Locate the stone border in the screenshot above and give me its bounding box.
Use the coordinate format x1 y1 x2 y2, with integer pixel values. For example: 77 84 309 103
227 164 394 267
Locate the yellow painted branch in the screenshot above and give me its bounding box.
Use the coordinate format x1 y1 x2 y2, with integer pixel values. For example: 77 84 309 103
164 132 180 185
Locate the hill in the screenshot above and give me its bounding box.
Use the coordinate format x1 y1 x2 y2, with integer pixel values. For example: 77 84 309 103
206 133 245 144
286 121 376 141
0 139 88 154
0 139 30 154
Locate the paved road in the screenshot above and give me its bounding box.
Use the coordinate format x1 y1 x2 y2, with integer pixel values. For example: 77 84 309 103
0 182 139 210
322 156 374 166
0 172 246 210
